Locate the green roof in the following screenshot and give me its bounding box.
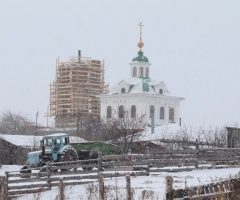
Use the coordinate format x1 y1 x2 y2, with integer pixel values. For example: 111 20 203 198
132 51 149 63
142 78 151 92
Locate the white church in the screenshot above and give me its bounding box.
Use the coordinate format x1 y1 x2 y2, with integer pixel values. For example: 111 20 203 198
98 23 184 126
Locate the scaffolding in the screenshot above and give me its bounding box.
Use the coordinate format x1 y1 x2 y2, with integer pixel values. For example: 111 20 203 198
49 50 108 127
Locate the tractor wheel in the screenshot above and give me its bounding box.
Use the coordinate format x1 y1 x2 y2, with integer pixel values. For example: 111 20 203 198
39 162 46 172
58 147 78 171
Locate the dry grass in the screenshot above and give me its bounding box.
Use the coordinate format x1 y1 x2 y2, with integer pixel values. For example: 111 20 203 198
139 190 159 200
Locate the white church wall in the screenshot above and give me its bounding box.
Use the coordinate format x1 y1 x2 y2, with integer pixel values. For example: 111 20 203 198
98 93 182 126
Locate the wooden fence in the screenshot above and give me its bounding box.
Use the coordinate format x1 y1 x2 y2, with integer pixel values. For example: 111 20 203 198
148 147 240 169
166 176 240 200
1 154 149 198
1 147 240 198
1 171 135 200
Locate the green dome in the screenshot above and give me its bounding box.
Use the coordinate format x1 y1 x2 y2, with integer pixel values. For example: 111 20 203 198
132 51 149 63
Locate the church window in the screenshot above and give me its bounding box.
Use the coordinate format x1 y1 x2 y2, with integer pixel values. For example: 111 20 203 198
169 108 174 121
139 67 144 77
121 88 126 93
119 105 124 118
133 67 137 77
159 89 163 94
146 67 149 78
150 105 154 118
107 106 112 118
131 105 136 118
160 107 164 119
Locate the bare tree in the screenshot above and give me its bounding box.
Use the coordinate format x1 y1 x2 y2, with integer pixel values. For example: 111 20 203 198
0 110 35 135
153 124 228 150
78 111 147 153
94 112 147 154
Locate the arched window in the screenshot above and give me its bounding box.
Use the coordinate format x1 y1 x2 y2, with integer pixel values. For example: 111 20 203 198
169 108 174 121
131 105 136 118
150 105 154 118
160 107 164 119
133 67 137 77
107 106 112 118
121 88 126 93
139 67 144 77
159 89 163 94
119 105 124 118
146 67 149 78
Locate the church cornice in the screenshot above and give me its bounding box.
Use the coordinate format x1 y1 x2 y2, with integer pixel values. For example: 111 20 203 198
97 93 185 101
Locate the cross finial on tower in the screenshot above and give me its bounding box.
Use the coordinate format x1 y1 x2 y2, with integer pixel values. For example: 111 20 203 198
138 22 144 52
139 22 143 38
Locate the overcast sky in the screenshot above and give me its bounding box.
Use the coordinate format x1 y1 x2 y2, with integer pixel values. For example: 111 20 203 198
0 0 240 128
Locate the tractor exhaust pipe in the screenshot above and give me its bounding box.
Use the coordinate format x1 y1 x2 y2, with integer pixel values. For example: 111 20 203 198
42 145 45 156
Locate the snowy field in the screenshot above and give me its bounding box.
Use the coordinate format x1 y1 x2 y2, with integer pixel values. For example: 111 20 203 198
1 165 240 200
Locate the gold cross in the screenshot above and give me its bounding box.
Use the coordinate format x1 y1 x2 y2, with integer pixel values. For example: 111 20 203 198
138 22 144 39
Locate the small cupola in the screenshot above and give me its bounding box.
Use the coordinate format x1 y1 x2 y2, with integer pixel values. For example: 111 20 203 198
130 22 151 78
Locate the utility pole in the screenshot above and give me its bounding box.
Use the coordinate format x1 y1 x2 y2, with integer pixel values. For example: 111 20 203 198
35 111 39 136
36 111 39 129
151 108 154 134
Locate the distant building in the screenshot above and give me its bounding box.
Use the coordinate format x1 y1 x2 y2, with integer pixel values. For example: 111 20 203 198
49 51 108 127
97 23 184 126
0 135 42 165
226 127 240 148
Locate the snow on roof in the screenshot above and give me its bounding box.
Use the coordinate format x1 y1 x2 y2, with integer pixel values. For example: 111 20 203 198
138 123 227 143
0 134 87 147
109 84 121 94
129 80 155 94
0 135 43 147
139 123 182 141
121 77 141 85
69 137 87 143
226 126 240 129
148 80 165 87
108 77 169 95
43 133 68 137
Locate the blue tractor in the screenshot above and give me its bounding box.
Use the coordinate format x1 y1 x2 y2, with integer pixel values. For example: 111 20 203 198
21 133 78 172
20 133 122 173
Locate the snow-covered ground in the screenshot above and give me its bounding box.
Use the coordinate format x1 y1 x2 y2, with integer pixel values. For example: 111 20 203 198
1 165 240 200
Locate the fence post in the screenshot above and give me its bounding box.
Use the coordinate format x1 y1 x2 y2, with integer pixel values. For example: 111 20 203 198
1 176 8 200
146 163 150 176
126 175 131 200
98 172 104 200
46 163 51 190
145 147 150 175
145 147 149 155
58 178 64 200
128 149 132 154
195 139 199 169
98 152 103 174
165 176 173 200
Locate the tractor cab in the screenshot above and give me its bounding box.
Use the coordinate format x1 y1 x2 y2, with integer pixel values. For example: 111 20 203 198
41 133 70 162
28 133 71 167
41 133 69 151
